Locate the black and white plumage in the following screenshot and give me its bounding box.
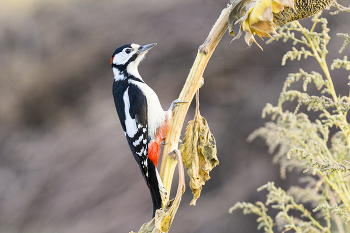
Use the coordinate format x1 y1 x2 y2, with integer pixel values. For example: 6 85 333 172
111 43 175 217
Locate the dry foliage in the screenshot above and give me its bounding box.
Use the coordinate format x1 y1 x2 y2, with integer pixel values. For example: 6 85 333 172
180 96 218 206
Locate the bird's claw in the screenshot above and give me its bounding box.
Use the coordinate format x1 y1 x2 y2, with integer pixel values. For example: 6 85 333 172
170 99 188 112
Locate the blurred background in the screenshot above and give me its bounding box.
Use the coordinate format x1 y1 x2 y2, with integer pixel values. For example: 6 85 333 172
0 0 349 232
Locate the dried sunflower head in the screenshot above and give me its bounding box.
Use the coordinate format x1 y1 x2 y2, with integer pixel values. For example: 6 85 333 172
229 0 334 50
233 0 294 50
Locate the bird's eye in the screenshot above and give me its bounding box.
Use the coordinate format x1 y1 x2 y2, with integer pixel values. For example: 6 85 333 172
125 48 132 54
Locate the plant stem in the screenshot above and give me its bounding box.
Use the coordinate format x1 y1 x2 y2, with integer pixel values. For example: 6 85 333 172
297 21 350 206
310 15 319 33
329 191 345 233
296 22 337 103
297 21 350 147
318 170 350 212
159 149 186 232
159 4 233 199
292 202 325 231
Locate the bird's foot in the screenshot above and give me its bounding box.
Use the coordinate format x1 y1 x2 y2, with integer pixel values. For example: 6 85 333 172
169 99 187 113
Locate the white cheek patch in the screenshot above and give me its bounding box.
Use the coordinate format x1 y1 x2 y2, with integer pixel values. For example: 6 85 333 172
113 53 130 65
123 87 138 138
112 46 138 65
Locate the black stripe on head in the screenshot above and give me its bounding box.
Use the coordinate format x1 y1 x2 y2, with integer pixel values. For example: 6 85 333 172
111 44 131 58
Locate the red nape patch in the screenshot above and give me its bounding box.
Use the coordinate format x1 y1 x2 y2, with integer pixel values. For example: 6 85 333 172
111 57 113 65
148 141 160 167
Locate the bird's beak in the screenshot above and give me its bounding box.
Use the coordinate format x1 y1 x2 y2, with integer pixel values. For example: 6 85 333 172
137 43 157 55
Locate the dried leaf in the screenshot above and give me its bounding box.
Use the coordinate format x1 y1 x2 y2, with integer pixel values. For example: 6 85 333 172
180 111 218 206
136 200 177 233
228 0 252 37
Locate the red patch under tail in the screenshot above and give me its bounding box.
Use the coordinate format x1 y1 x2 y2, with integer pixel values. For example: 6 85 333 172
148 141 160 167
147 118 171 168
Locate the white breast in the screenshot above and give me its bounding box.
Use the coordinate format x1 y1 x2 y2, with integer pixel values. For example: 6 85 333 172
130 80 165 139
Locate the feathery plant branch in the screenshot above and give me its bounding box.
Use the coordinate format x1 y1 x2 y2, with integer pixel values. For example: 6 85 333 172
231 2 350 233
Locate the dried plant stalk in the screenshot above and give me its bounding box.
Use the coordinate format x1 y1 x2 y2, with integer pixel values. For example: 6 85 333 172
159 4 232 200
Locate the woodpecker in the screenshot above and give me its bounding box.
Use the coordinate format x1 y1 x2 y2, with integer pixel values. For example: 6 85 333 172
111 43 179 217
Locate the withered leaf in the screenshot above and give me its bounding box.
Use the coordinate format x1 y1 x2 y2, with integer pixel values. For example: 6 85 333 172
135 200 176 233
180 111 218 206
228 0 251 37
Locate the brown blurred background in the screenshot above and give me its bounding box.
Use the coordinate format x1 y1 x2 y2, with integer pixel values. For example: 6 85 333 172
0 0 349 232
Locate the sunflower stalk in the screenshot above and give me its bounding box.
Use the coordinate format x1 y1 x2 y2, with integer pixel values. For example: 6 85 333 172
159 4 231 201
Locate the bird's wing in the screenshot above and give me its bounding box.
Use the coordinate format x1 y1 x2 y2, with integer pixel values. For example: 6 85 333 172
125 84 150 181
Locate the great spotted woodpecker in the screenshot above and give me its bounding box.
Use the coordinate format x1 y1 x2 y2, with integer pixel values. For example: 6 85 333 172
111 43 179 217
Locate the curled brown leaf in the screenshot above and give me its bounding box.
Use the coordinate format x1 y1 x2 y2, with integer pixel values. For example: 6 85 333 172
180 110 218 206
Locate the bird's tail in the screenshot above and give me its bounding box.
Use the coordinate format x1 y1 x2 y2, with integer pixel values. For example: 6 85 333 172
147 158 166 217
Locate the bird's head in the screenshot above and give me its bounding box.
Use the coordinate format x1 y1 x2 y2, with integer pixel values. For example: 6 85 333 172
111 43 156 80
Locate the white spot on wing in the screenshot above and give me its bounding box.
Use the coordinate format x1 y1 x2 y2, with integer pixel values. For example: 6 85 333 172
123 87 138 138
133 134 143 146
136 147 145 157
